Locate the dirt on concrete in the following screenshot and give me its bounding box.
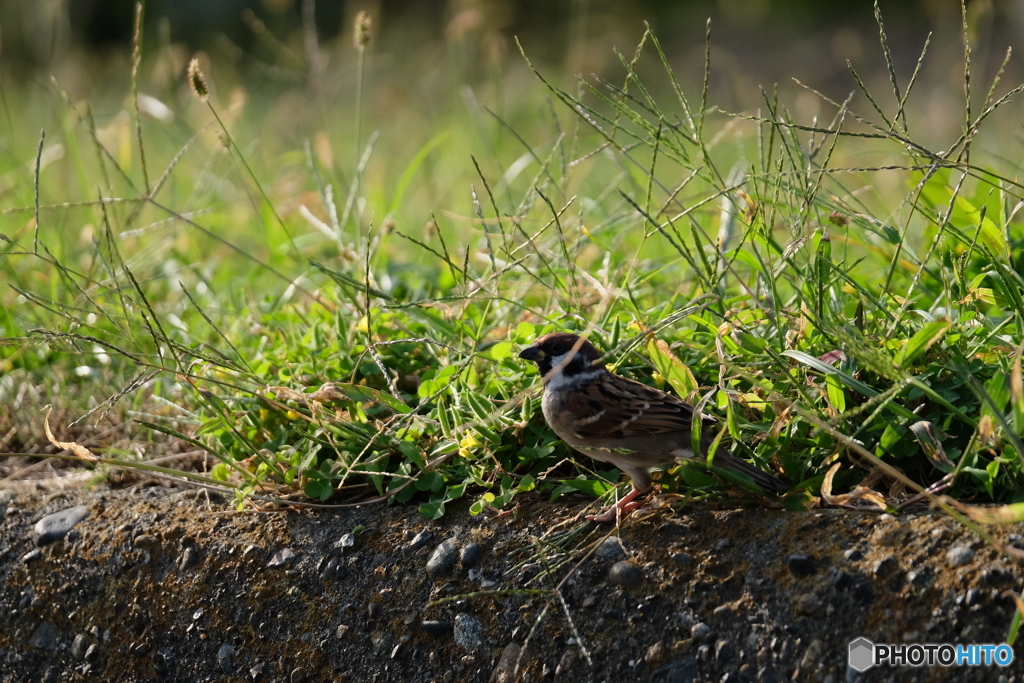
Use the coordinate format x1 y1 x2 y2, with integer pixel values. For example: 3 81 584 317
0 481 1022 683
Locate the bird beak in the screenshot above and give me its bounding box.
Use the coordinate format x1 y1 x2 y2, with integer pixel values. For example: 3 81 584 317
518 345 544 361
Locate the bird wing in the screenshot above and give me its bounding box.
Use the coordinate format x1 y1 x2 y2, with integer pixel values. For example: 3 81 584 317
562 374 713 440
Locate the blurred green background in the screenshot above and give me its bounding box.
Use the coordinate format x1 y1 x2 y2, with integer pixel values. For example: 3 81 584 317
4 1 1023 101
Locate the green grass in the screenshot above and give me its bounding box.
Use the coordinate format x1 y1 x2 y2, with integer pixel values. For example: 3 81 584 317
5 3 1024 542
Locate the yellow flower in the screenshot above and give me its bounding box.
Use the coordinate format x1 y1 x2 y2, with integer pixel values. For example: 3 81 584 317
459 431 480 458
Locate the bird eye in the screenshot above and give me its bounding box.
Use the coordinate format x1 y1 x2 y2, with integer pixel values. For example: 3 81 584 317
550 342 568 355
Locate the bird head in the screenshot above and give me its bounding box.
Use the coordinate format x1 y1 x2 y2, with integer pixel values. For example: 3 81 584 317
518 332 604 384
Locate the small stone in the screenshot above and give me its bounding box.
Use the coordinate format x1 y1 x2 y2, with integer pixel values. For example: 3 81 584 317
690 623 712 641
714 639 732 663
453 613 483 651
179 546 199 569
596 536 626 560
653 656 698 682
460 543 481 568
715 538 731 550
491 642 520 683
787 554 816 577
796 593 821 615
422 620 451 638
367 602 383 619
427 540 459 579
408 530 433 551
336 624 349 638
609 561 642 588
290 666 307 683
217 644 236 674
800 639 825 668
555 648 578 676
267 548 297 568
72 634 89 661
336 533 356 549
712 603 734 618
831 569 852 590
873 556 898 577
29 620 60 650
34 505 90 546
947 546 975 568
671 552 694 565
320 558 339 580
22 548 42 563
133 534 159 548
644 640 666 665
153 647 174 676
84 644 99 661
965 588 982 606
843 548 862 561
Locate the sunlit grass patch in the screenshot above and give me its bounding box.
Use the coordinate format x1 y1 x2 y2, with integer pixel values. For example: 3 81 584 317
3 3 1024 552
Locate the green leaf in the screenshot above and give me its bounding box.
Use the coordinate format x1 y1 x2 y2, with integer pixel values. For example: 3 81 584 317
418 365 460 398
419 500 446 519
303 479 333 501
554 477 615 499
513 322 536 344
898 317 952 368
194 418 223 437
680 466 716 488
415 470 444 491
211 463 230 482
646 337 698 398
489 341 514 360
983 373 1011 418
825 374 846 412
334 382 412 413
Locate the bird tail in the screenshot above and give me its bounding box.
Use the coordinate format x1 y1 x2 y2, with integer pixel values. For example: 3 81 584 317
709 451 787 495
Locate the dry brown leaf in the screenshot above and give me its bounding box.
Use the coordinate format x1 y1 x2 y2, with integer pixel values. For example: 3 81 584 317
43 406 99 463
821 462 887 510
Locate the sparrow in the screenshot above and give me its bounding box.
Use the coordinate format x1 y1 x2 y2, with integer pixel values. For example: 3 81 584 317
518 332 786 521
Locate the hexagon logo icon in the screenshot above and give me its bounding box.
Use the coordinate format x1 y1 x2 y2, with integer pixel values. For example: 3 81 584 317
848 637 875 672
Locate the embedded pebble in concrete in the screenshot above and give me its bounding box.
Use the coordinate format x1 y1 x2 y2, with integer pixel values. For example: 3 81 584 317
691 623 712 641
426 540 459 579
407 530 433 551
179 546 200 569
422 620 451 638
71 634 89 661
595 536 625 560
29 621 60 650
786 554 815 577
947 546 975 568
33 505 90 546
22 548 42 563
460 542 481 568
453 613 484 651
133 534 159 549
268 548 298 568
873 556 898 577
608 561 642 588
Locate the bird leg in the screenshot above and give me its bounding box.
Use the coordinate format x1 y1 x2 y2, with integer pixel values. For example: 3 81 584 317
586 486 648 523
